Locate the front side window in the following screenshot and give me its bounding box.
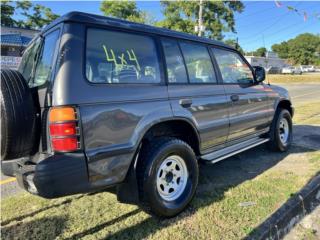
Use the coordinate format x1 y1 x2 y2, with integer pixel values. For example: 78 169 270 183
162 39 188 83
213 48 254 84
86 28 161 84
180 42 216 84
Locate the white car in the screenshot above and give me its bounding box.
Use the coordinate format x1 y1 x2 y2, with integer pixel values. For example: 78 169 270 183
300 65 316 72
282 66 302 75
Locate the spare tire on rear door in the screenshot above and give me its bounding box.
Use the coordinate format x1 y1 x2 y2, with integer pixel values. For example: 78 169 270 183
1 69 39 160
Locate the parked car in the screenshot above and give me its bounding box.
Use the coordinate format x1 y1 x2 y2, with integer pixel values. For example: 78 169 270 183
306 65 316 72
282 66 302 75
0 12 294 217
266 66 282 74
300 65 316 73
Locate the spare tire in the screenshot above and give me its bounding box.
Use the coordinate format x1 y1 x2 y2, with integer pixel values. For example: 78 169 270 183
1 69 39 160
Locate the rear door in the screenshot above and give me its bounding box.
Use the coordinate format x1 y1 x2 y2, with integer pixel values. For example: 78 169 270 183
212 47 270 143
162 38 229 153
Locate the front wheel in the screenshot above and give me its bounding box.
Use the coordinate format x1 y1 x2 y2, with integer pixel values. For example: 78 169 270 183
268 108 293 152
137 138 198 217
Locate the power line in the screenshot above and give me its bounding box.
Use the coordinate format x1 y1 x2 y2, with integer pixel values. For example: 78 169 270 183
241 21 317 48
239 2 302 40
241 20 306 45
235 5 276 20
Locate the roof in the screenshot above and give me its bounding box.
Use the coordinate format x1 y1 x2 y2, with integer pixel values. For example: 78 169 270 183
43 11 234 50
0 34 32 46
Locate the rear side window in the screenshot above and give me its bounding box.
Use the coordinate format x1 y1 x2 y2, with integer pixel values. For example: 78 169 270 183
213 48 254 84
86 28 161 84
19 37 42 83
33 30 60 87
180 42 216 84
162 39 188 83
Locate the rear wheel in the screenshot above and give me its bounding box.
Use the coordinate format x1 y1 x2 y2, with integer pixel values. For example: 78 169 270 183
137 138 198 217
268 108 292 152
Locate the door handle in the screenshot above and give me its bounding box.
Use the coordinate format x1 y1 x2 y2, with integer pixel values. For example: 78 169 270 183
179 98 192 108
230 95 239 102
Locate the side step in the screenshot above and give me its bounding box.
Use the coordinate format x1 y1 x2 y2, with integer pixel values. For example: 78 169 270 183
201 137 269 164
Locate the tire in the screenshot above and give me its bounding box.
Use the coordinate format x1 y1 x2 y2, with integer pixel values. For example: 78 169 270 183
268 108 292 152
1 69 39 160
137 137 198 217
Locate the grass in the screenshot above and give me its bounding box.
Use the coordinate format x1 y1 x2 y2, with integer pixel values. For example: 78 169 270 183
1 149 320 239
266 73 320 84
293 101 320 125
1 100 320 239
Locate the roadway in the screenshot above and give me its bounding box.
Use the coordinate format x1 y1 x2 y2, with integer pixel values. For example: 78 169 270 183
1 83 320 198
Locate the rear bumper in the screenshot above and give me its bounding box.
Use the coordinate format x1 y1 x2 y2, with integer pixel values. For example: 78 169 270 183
7 153 110 198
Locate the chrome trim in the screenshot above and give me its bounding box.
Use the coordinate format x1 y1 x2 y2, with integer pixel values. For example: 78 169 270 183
202 138 269 164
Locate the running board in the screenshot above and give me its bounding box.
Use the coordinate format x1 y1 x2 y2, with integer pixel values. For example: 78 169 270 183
201 137 269 164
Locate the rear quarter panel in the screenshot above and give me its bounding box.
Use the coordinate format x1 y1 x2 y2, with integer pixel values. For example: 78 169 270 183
52 23 172 185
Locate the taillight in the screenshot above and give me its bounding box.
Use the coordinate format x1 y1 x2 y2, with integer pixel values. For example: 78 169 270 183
49 107 80 152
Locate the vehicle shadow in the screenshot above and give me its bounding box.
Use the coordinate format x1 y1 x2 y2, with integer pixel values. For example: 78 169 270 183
1 190 103 226
68 136 318 239
1 216 66 240
4 125 319 240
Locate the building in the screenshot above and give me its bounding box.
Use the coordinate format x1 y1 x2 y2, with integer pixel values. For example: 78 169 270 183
245 52 287 71
1 26 39 69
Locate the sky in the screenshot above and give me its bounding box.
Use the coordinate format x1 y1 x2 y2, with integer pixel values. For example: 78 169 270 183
13 0 320 52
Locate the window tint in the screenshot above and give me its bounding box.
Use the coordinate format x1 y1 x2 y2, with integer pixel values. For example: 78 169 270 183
32 30 60 87
86 28 160 84
162 39 188 83
213 48 254 84
19 37 42 84
180 42 216 84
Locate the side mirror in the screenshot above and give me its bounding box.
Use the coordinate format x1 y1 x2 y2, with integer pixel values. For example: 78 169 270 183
253 66 265 83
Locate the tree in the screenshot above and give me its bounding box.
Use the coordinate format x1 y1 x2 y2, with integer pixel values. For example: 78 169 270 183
0 0 59 29
271 41 289 59
1 0 15 27
272 33 320 65
18 2 59 29
158 0 244 40
100 0 151 24
224 39 245 55
253 47 267 57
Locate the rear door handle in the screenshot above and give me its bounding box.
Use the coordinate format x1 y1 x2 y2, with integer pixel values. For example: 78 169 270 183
179 98 192 108
230 95 239 102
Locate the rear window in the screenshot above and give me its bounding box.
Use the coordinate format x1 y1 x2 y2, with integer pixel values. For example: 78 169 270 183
86 28 161 84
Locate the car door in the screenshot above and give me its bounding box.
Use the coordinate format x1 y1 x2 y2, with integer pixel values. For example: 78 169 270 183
212 47 270 143
162 38 229 153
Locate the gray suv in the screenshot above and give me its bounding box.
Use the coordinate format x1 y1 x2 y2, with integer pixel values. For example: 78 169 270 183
1 12 293 217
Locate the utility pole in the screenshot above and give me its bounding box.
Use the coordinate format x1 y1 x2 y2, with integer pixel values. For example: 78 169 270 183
198 0 204 37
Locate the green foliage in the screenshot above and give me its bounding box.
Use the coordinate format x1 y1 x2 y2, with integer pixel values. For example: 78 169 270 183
224 39 245 55
100 0 153 24
246 47 267 57
1 0 15 27
272 33 320 65
158 0 244 40
0 0 59 29
271 41 289 59
254 47 267 57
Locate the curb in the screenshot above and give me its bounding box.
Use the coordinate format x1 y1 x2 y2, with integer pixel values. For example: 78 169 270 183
245 173 320 240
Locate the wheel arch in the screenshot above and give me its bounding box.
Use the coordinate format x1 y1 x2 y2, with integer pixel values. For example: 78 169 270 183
276 99 294 117
117 118 201 204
